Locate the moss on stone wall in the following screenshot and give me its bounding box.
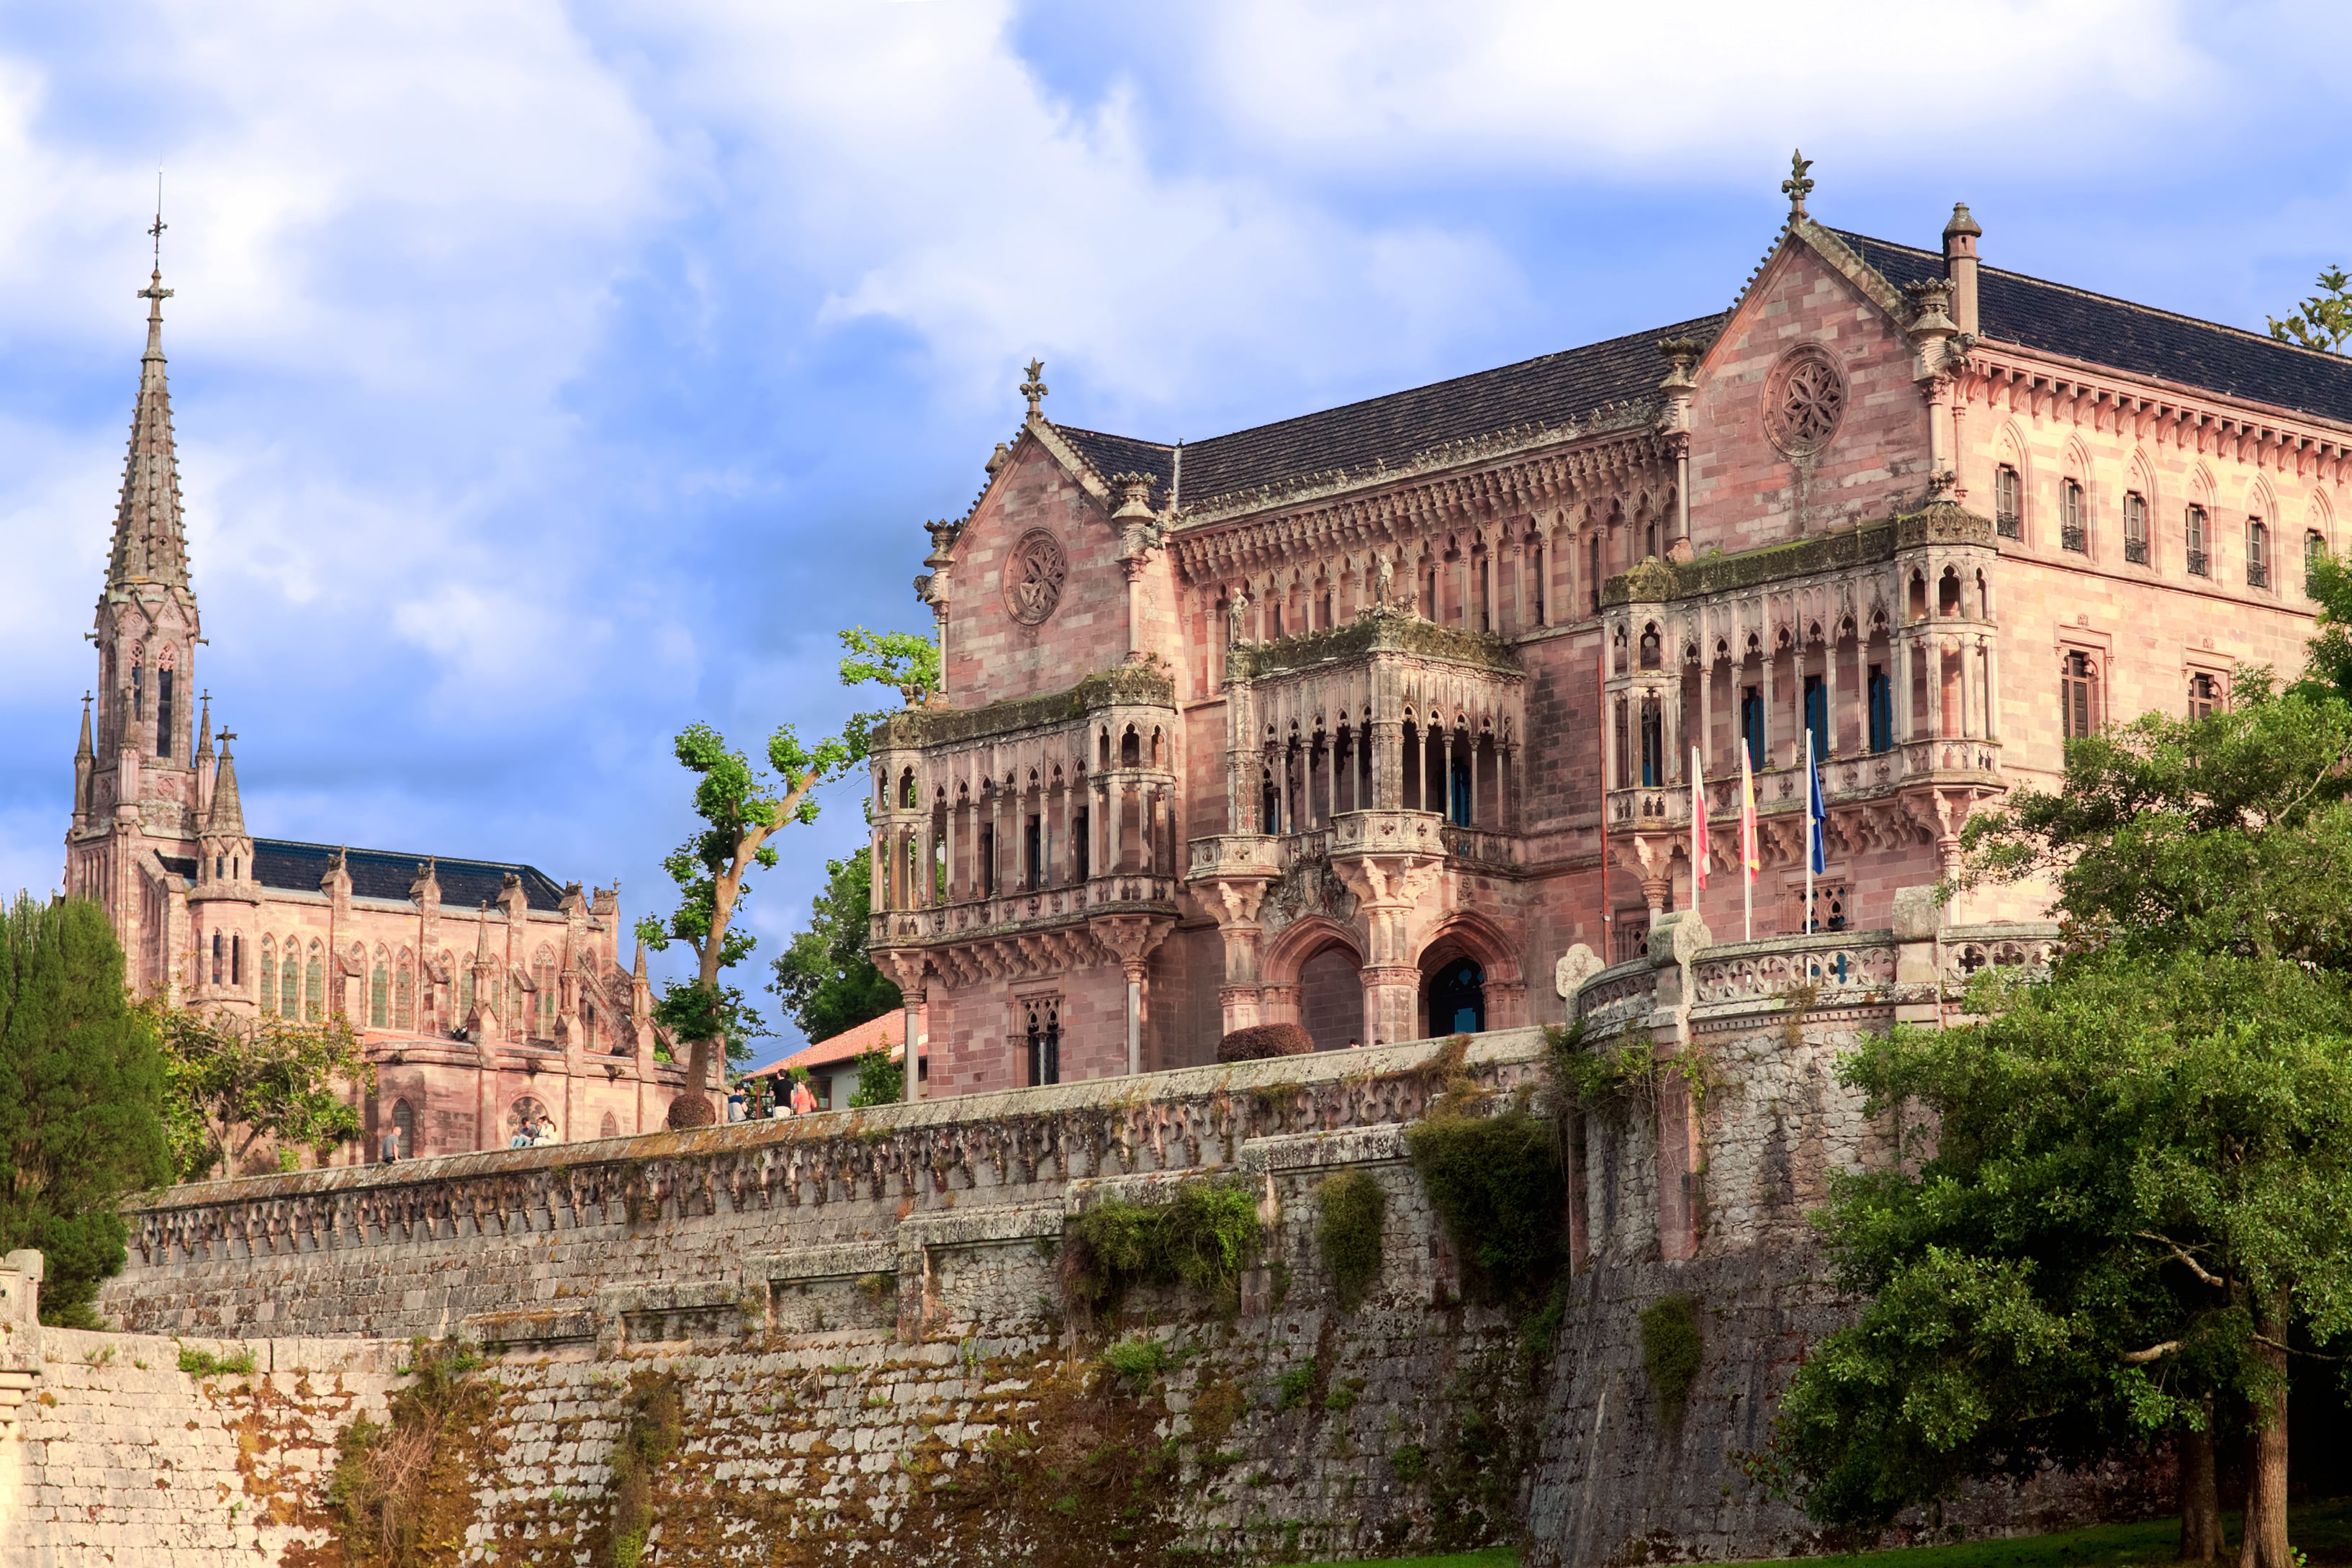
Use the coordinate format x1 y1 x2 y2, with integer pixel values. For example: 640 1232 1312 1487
1315 1170 1386 1312
1639 1293 1703 1426
1406 1102 1564 1306
1066 1176 1263 1317
324 1341 491 1567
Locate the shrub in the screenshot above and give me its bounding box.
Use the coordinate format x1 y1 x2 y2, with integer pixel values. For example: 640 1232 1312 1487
176 1346 257 1377
1405 1107 1565 1304
1315 1170 1386 1311
1274 1363 1317 1412
328 1339 488 1567
847 1049 903 1107
664 1094 716 1130
1216 1022 1313 1063
1639 1293 1703 1425
604 1370 685 1568
1101 1336 1172 1387
1066 1176 1263 1315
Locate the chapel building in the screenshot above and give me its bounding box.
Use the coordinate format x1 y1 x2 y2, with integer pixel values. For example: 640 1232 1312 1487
872 168 2346 1096
63 258 693 1162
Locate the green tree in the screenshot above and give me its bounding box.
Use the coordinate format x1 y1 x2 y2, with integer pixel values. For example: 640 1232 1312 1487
2268 264 2352 354
0 895 170 1327
1777 680 2352 1564
637 626 936 1125
770 851 900 1045
148 1003 372 1181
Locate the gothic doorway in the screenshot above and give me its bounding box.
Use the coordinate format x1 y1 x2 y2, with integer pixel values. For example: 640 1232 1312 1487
1427 958 1486 1036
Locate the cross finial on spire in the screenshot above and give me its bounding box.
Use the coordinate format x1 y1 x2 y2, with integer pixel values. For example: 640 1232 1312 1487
148 175 167 269
1781 149 1816 219
1019 358 1047 418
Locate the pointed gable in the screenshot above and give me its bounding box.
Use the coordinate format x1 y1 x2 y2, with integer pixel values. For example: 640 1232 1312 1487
1682 222 1931 551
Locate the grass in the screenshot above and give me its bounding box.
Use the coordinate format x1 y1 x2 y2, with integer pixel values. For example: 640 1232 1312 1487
1297 1500 2352 1568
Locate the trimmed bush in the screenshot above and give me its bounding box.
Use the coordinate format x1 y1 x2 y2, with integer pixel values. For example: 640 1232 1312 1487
1315 1170 1387 1311
1216 1022 1314 1063
664 1094 716 1130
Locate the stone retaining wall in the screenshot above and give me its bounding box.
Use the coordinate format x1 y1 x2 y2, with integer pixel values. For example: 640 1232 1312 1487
35 922 2109 1565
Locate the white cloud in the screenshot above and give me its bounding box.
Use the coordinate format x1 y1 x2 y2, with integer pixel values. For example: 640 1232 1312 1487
617 0 1526 421
1191 0 2207 176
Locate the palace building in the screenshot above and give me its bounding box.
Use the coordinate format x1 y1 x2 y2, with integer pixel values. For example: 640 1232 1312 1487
871 166 2346 1096
63 256 693 1163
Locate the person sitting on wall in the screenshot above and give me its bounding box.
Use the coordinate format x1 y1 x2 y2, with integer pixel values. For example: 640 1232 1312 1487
379 1127 400 1163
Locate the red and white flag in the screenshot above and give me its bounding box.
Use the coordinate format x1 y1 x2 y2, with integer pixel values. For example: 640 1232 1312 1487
1689 744 1708 892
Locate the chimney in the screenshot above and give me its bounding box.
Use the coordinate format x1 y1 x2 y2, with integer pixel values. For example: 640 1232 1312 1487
1943 203 1982 339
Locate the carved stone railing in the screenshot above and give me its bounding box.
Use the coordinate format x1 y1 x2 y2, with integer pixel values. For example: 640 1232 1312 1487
1574 958 1658 1036
1188 834 1283 881
108 1029 1552 1285
1689 932 1898 1004
1329 808 1446 858
1942 922 2060 983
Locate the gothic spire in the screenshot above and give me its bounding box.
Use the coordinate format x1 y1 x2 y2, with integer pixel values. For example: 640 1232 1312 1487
204 734 246 838
76 693 93 762
107 206 189 590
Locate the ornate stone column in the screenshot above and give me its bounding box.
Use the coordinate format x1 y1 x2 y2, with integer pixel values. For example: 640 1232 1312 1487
1331 811 1443 1046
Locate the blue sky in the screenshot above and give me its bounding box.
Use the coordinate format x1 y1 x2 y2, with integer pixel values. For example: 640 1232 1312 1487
1 0 2346 1047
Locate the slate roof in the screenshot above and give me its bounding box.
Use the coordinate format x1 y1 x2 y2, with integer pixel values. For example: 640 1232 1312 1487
1835 230 2352 428
251 838 569 912
1055 313 1728 511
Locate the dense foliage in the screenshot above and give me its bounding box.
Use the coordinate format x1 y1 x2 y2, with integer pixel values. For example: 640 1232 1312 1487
150 1001 371 1180
1405 1099 1565 1305
0 895 169 1326
1778 625 2352 1564
770 850 899 1044
1315 1169 1387 1312
1639 1294 1703 1426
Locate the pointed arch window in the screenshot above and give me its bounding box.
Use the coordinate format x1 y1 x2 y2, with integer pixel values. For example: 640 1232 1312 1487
1024 997 1062 1087
1994 464 2022 540
157 666 174 758
260 938 278 1015
304 942 325 1022
459 968 474 1020
131 654 144 722
2123 492 2148 564
282 939 302 1017
230 933 241 987
2309 530 2330 595
211 930 224 987
2060 479 2089 553
369 947 390 1029
393 954 415 1032
2247 518 2270 590
2186 506 2210 577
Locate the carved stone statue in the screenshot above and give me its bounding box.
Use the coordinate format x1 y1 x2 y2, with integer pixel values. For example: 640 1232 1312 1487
1228 592 1251 646
1372 554 1394 608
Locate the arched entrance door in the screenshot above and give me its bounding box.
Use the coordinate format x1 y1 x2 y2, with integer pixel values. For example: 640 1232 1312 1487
1427 958 1486 1036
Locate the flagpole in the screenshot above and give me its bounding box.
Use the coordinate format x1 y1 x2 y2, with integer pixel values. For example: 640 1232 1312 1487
1740 736 1754 945
1804 729 1816 936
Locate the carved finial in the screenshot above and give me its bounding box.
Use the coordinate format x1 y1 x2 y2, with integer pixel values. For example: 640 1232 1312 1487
1781 149 1815 219
1019 358 1047 418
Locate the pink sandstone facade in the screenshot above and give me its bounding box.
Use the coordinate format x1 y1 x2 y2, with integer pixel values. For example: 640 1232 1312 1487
873 178 2343 1098
62 261 693 1163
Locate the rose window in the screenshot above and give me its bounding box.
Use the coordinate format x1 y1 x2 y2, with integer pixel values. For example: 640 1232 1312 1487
1764 347 1847 456
1003 529 1068 626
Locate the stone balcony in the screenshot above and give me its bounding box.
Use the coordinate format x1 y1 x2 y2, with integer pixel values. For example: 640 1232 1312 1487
868 870 1180 952
1188 807 1522 889
1607 736 2003 833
